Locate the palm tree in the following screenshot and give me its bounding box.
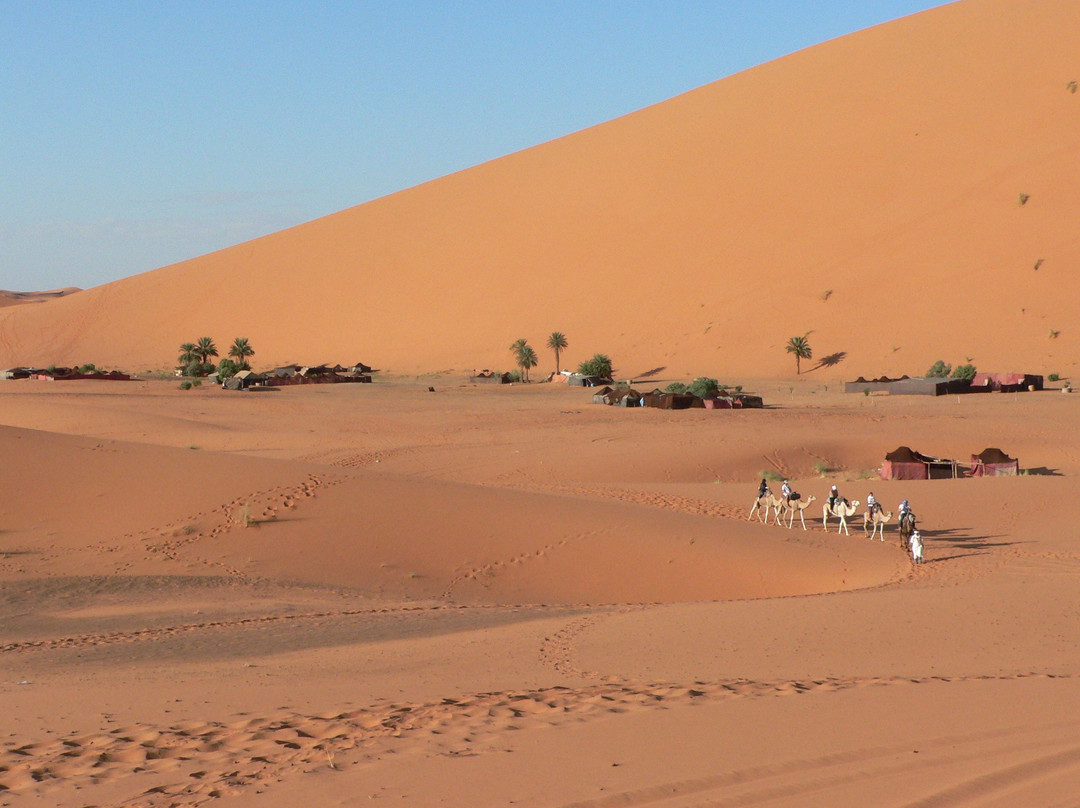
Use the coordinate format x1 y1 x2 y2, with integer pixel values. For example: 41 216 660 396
196 336 219 367
786 335 812 374
514 337 531 382
519 345 538 382
178 342 198 367
228 337 254 370
510 338 536 382
546 331 568 374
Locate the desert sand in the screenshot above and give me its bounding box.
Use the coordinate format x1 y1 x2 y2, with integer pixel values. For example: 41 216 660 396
1 376 1079 806
1 0 1079 380
3 0 1080 805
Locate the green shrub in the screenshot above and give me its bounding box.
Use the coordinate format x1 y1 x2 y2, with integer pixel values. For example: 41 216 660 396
183 359 214 377
577 354 614 379
951 364 977 381
759 470 783 482
217 358 240 379
813 460 829 477
926 360 952 378
1048 373 1060 382
180 380 192 390
77 363 98 374
665 382 687 394
506 369 522 382
688 377 719 398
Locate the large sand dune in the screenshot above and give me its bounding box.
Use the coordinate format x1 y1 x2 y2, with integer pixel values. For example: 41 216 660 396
3 2 1080 806
2 0 1079 380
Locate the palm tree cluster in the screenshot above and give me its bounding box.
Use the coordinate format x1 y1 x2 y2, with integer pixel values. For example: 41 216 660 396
176 336 254 377
508 332 569 382
510 338 538 382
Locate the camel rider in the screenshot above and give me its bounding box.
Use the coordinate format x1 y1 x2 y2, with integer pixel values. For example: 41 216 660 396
758 478 770 499
781 480 800 503
867 491 880 516
899 499 911 519
827 485 840 511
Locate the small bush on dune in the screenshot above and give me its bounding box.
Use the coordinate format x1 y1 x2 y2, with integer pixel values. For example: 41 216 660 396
1048 373 1060 382
665 382 687 394
759 470 784 482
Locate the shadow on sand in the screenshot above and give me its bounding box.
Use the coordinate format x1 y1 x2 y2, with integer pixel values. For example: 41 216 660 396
920 526 1016 551
631 367 667 380
805 352 847 373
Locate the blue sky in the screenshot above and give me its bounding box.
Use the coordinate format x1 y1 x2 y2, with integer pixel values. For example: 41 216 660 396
1 1 944 291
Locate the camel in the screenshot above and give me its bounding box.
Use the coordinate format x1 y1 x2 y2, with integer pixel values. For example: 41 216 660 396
748 493 777 524
822 499 860 535
863 508 893 541
778 494 817 531
899 511 917 550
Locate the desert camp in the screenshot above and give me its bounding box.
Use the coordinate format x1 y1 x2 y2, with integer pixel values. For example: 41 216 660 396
2 1 1080 806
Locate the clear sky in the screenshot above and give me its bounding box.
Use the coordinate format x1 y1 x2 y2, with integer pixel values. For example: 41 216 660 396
1 1 944 291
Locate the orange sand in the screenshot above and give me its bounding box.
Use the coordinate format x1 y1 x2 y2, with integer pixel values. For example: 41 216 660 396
3 1 1080 805
1 377 1079 806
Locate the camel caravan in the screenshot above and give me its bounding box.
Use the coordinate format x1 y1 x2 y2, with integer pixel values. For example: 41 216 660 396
749 480 923 563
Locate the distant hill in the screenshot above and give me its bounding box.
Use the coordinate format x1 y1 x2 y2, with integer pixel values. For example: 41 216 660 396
1 0 1077 380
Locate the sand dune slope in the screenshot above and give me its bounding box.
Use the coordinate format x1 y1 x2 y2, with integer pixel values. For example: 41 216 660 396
2 0 1079 379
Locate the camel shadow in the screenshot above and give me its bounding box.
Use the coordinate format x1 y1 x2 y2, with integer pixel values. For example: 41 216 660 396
805 352 847 373
922 551 990 564
920 527 1016 550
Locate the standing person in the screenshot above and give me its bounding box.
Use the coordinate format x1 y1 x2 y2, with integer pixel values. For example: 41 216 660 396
910 529 924 564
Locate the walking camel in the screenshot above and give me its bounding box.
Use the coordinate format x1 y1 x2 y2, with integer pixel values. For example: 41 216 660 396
779 494 817 531
822 499 860 535
899 511 917 550
748 493 783 525
863 508 893 541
